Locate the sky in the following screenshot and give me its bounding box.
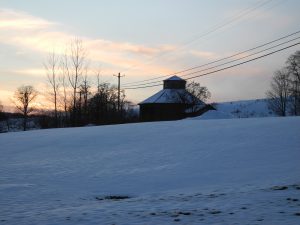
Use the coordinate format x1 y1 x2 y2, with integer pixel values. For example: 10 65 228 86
0 0 300 110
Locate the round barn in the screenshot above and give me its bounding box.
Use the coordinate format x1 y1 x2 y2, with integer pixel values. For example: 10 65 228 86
138 76 213 121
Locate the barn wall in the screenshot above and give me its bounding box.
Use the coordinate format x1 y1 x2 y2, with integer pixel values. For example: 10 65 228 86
139 104 186 122
163 80 186 89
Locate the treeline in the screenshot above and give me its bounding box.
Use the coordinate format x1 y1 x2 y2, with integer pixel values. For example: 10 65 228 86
266 50 300 116
41 82 138 129
0 82 138 132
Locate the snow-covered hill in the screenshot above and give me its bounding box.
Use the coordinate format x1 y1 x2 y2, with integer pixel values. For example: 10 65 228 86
0 117 300 224
190 98 277 120
215 98 276 118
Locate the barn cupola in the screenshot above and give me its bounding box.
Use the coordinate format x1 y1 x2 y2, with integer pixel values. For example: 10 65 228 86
163 75 186 89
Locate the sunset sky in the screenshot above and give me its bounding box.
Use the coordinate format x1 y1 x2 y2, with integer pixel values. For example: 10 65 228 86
0 0 300 110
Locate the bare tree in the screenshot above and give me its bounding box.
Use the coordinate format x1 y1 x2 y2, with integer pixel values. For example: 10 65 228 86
286 50 300 115
95 66 102 93
13 85 38 131
0 101 11 132
186 81 211 103
176 81 211 114
185 81 211 113
76 68 91 125
0 101 3 115
60 52 70 120
68 39 87 110
0 101 6 133
266 69 291 116
44 51 60 127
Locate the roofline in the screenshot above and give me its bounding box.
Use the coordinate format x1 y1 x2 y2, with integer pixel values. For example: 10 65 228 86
138 102 205 105
163 75 186 81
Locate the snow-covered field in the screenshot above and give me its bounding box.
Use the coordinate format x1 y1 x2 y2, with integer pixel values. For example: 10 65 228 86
0 117 300 225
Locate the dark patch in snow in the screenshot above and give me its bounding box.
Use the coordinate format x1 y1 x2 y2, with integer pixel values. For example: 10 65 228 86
95 195 131 201
178 211 192 215
294 212 300 216
271 186 288 190
95 196 103 201
105 195 130 200
209 210 222 214
290 184 300 190
208 194 218 198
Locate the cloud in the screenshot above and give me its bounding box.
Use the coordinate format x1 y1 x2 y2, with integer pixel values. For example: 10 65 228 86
0 8 55 30
189 50 218 60
0 8 180 77
12 68 45 77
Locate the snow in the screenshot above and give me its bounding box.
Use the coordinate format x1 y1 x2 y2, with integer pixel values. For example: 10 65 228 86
139 89 204 104
0 117 300 224
187 109 233 120
189 98 276 120
215 99 276 118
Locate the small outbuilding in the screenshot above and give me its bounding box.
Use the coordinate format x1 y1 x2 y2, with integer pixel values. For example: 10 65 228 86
138 76 214 121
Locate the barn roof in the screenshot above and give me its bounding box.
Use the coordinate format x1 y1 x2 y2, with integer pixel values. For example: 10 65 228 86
164 75 184 81
139 89 205 105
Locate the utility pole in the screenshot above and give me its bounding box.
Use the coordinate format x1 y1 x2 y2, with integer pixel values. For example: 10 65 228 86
113 72 125 111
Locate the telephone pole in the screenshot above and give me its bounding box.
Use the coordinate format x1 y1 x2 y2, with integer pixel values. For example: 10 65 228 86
113 72 125 111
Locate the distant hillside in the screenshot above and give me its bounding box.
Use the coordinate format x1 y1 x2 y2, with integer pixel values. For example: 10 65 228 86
214 98 276 118
188 98 277 120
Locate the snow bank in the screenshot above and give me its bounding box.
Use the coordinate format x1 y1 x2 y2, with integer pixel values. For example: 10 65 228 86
187 109 233 120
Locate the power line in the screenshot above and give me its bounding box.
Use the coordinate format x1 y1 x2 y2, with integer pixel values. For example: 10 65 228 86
123 30 300 87
124 42 300 90
122 0 275 75
124 83 162 90
123 29 300 86
185 42 300 80
123 35 300 88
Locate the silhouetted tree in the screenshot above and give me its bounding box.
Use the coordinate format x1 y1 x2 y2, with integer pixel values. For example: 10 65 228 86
186 81 211 102
13 85 38 130
266 69 291 116
286 50 300 115
44 51 60 127
60 52 71 125
0 104 9 133
177 81 211 113
88 83 127 124
0 101 4 120
78 72 91 124
67 38 88 125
